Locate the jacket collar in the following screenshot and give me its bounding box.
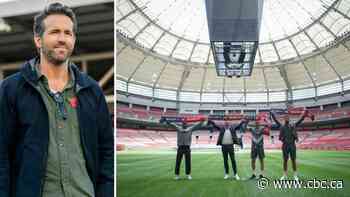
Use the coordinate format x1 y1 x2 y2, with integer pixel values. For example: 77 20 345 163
20 57 92 91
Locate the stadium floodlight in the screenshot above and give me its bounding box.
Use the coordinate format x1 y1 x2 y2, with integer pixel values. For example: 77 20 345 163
205 0 263 78
0 18 11 32
0 0 16 3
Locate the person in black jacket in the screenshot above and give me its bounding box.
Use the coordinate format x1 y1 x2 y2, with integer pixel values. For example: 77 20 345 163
0 3 113 197
208 118 248 180
270 110 307 181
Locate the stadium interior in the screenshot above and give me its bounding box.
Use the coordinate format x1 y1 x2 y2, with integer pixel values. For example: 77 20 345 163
116 1 350 196
116 0 350 151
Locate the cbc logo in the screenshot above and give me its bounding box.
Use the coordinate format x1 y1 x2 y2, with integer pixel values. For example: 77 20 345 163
257 177 269 190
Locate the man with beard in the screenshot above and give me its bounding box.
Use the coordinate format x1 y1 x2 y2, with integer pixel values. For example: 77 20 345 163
270 110 307 181
0 3 113 197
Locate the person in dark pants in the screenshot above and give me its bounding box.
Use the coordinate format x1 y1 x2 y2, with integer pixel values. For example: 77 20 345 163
160 117 208 180
208 118 248 180
175 145 191 179
271 110 307 181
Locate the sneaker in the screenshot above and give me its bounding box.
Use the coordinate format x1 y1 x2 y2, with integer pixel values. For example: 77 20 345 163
233 174 240 180
280 175 287 180
174 175 180 180
248 174 256 180
224 174 229 179
187 175 192 180
293 175 299 181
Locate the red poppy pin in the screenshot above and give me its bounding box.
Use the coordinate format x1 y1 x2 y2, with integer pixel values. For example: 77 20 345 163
69 97 78 108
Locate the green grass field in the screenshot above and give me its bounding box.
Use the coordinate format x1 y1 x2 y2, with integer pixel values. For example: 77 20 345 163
117 149 350 197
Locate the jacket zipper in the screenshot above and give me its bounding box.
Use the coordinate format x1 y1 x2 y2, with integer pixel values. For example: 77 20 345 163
25 81 49 197
74 87 97 192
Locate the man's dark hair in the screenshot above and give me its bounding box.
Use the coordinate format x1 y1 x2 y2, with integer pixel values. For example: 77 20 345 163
33 2 77 37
